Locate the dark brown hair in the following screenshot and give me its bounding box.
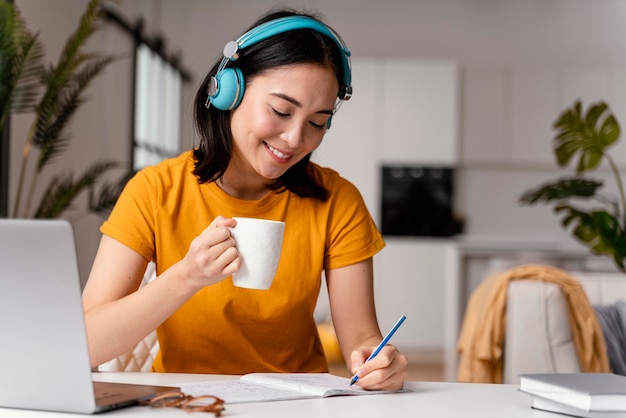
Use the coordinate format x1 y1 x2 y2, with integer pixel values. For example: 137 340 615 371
192 8 348 200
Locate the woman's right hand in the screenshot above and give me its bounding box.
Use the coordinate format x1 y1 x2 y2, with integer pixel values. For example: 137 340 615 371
179 216 241 291
83 216 240 368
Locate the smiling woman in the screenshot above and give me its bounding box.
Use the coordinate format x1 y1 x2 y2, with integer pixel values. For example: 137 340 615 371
81 7 407 392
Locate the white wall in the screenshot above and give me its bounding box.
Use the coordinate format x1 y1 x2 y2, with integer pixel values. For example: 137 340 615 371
10 0 626 285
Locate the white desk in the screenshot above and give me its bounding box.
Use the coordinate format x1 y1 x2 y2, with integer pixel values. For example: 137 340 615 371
0 372 553 417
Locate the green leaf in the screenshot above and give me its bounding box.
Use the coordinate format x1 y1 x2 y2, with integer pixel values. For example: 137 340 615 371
0 0 44 130
31 0 109 160
522 98 626 274
553 205 626 272
34 55 115 170
5 0 128 222
34 160 119 218
552 100 621 174
519 177 603 205
88 170 135 218
599 114 620 147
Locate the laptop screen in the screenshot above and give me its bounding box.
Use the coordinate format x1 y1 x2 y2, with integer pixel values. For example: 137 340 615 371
0 220 174 413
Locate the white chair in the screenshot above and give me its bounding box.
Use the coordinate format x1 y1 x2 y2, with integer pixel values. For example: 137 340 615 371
504 271 626 384
97 263 159 372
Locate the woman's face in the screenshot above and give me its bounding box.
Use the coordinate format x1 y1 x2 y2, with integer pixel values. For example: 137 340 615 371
228 63 339 182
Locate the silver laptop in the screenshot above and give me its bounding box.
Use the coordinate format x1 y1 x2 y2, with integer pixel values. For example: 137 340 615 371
0 219 176 414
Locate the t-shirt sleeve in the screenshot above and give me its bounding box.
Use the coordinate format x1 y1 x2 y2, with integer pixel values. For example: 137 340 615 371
324 176 385 270
100 169 157 261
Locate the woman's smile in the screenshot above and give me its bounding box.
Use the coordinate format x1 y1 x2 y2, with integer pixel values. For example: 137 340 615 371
264 142 292 163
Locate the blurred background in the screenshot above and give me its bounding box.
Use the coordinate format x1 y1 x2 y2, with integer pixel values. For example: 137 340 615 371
5 0 626 380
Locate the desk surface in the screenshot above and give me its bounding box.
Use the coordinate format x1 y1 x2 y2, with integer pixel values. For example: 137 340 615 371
0 372 558 417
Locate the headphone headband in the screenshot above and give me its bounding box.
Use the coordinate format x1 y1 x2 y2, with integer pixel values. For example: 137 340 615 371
206 15 352 111
234 16 352 89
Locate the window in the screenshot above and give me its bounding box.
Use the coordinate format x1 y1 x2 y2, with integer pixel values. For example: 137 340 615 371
133 43 182 170
104 7 191 171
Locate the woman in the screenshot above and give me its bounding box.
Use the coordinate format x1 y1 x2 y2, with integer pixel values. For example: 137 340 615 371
82 7 407 390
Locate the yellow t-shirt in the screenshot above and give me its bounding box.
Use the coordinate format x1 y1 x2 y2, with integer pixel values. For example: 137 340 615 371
101 151 385 374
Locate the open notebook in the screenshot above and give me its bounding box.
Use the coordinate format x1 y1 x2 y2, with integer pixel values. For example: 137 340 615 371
0 219 175 414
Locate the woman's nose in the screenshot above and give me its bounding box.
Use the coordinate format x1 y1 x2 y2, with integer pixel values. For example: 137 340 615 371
280 123 305 148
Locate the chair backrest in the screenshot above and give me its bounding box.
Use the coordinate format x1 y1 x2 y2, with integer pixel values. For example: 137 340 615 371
504 271 626 383
504 280 580 383
97 331 159 372
97 263 159 372
571 271 626 305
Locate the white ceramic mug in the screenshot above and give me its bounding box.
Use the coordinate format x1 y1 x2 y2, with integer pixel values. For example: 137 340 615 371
228 217 285 290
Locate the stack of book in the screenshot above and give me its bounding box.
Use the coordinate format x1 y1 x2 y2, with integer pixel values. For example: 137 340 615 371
519 373 626 418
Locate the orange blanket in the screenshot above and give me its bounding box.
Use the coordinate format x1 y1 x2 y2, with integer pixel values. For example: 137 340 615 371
456 264 610 383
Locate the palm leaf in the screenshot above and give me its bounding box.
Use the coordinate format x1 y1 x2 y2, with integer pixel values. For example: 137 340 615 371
0 1 43 130
36 0 100 98
9 34 44 113
35 55 114 170
34 160 118 218
56 0 102 73
16 0 115 217
31 0 105 153
88 170 135 217
6 0 125 221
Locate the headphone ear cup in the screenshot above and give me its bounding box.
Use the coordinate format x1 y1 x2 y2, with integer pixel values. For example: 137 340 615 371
209 67 245 110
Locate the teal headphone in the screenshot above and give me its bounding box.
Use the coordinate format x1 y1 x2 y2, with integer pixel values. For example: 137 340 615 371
205 16 352 116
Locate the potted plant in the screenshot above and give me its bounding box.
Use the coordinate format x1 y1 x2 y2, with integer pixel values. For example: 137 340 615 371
0 0 128 219
519 100 626 273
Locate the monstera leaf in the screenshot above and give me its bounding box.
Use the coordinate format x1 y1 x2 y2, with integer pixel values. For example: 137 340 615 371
519 177 604 204
555 206 626 271
553 101 620 173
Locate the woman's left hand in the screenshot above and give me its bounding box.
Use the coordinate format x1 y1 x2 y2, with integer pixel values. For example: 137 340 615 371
349 344 408 390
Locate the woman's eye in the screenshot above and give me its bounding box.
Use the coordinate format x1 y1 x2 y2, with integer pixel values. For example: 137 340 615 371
272 108 289 118
309 121 325 130
271 106 325 130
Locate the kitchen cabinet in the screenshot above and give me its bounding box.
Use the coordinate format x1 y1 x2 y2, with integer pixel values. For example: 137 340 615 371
374 238 459 353
461 68 508 164
560 69 609 110
509 69 558 165
502 68 562 165
381 60 460 165
461 66 625 167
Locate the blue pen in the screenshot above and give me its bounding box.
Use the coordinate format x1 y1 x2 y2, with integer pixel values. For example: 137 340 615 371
349 315 407 386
